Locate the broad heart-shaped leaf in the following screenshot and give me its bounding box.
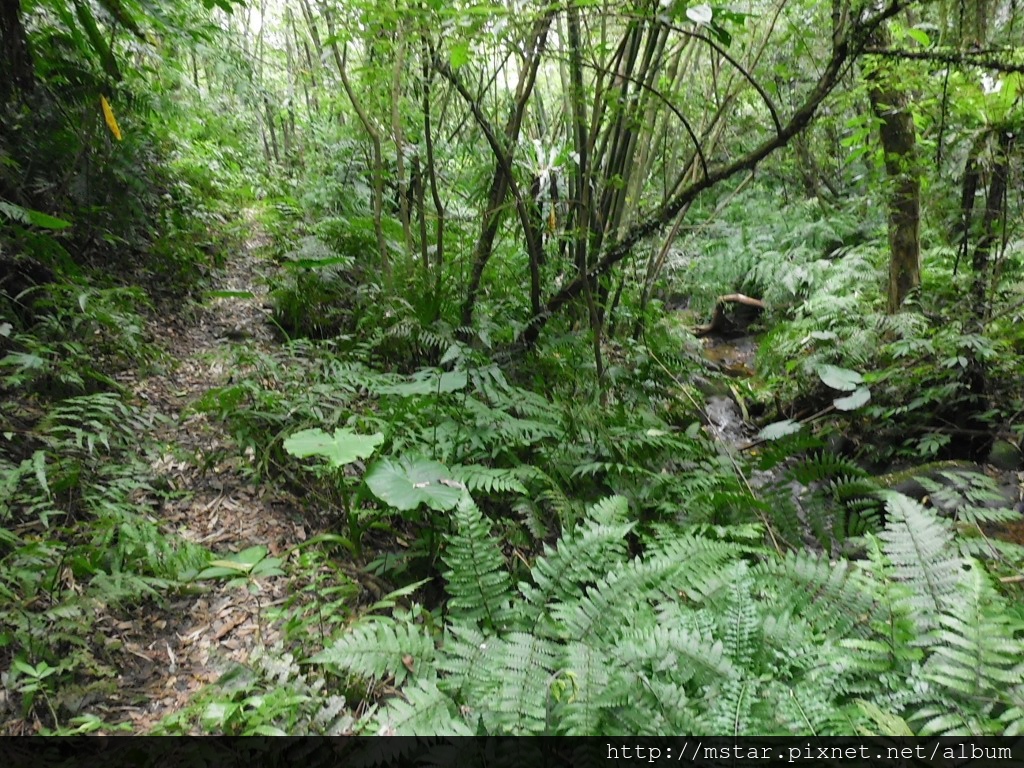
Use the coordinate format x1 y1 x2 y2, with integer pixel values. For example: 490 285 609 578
816 364 863 392
375 368 468 396
283 428 383 468
365 456 464 512
833 386 871 412
758 419 802 440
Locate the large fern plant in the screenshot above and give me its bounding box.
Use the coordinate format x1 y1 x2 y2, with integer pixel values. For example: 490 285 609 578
312 492 1024 735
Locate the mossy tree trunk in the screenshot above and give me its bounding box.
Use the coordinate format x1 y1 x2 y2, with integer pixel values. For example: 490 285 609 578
866 24 921 314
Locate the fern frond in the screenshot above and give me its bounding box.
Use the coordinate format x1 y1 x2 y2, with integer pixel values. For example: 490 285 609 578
999 684 1024 735
510 496 553 541
613 623 737 685
877 492 964 632
754 550 878 639
437 623 557 735
450 464 528 495
842 537 923 683
715 563 760 668
442 495 515 630
907 703 999 736
768 677 850 735
520 496 634 625
436 621 494 700
483 631 559 734
955 534 1024 564
699 677 760 736
311 619 435 686
648 532 760 600
919 561 1022 700
785 449 870 485
534 485 586 531
549 553 684 642
372 679 473 736
558 642 611 735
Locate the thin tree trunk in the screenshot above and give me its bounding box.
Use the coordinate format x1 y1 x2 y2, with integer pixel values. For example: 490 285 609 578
0 0 33 103
321 4 391 283
264 98 280 163
391 32 414 257
961 128 1012 462
456 11 553 326
298 0 323 63
970 129 1013 319
567 1 603 391
421 35 444 274
522 0 860 348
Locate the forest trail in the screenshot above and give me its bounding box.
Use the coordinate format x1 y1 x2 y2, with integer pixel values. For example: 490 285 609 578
107 226 306 732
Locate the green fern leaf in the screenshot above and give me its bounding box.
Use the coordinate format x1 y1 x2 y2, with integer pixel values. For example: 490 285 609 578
372 678 473 736
520 496 634 626
558 642 611 735
311 619 435 686
921 562 1022 697
443 495 515 629
878 492 963 632
754 550 878 639
450 464 528 495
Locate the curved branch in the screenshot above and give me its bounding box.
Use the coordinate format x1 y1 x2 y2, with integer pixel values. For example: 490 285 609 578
520 7 857 347
516 0 922 348
572 52 709 180
433 55 546 314
669 25 782 134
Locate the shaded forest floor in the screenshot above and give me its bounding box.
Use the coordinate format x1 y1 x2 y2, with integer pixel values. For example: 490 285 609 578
5 215 1024 735
104 231 301 731
1 230 317 734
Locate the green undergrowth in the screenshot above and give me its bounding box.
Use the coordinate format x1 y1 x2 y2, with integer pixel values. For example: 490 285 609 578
0 387 210 732
673 192 1024 466
172 279 1024 735
192 327 750 560
0 219 223 733
160 487 1024 736
0 54 242 731
320 492 1024 735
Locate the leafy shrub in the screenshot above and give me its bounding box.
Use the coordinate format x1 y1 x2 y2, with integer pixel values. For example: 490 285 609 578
1 282 157 397
317 493 1024 736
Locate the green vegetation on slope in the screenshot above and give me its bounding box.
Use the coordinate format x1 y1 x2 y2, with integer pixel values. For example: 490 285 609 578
2 0 1023 737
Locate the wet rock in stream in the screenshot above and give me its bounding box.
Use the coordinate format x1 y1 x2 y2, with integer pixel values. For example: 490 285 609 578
705 395 752 445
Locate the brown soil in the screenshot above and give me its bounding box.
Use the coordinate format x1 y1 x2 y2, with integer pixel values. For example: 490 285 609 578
102 232 307 732
1 227 317 734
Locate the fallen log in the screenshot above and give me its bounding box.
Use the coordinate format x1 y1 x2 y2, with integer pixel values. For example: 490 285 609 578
694 293 765 337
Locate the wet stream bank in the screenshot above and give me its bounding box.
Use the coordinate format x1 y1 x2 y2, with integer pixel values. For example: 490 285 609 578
694 332 1024 551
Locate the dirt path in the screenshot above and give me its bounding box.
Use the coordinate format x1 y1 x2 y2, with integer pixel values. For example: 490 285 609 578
104 230 309 732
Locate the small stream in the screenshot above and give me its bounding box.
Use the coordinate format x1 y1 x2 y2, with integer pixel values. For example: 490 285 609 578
700 334 811 537
696 332 1024 551
700 335 758 448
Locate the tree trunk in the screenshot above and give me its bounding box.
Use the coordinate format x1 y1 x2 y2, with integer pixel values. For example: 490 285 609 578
960 129 1012 462
456 11 553 326
970 129 1013 318
0 0 34 103
321 4 391 284
867 24 921 313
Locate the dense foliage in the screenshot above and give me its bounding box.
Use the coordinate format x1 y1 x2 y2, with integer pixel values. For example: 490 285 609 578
2 0 1023 737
